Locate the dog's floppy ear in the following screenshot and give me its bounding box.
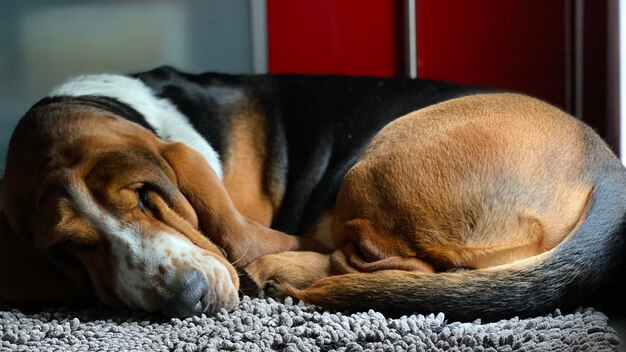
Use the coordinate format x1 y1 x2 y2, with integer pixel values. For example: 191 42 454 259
159 142 318 267
0 208 93 307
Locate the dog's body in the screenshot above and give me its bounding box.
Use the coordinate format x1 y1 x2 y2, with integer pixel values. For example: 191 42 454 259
0 66 624 321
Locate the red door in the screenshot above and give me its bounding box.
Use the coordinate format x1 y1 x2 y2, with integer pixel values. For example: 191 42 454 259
267 0 404 77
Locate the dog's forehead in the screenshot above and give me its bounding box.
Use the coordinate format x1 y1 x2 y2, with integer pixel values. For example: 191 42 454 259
80 147 176 195
20 104 161 173
88 148 164 179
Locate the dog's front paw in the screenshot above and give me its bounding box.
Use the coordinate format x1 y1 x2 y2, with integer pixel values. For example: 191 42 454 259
242 254 290 299
243 251 332 299
260 280 290 298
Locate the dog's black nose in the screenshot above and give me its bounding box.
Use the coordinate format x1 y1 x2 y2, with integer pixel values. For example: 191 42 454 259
161 270 210 317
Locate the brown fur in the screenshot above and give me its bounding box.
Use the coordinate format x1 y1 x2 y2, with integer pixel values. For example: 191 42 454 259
222 104 277 226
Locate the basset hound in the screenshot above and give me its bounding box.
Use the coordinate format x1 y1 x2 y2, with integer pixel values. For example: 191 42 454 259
1 66 624 321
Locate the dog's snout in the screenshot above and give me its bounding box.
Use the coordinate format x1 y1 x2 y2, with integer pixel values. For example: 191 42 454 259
161 270 211 318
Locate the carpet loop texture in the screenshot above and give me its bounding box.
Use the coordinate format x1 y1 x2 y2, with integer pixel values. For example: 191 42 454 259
0 296 620 351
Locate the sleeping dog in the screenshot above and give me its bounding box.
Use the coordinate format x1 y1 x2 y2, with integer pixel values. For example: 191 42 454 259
0 66 624 320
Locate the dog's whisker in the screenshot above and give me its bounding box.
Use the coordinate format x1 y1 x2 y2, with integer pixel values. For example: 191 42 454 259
229 246 250 267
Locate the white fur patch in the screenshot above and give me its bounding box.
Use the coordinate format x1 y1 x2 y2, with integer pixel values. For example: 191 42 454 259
50 74 223 179
66 185 237 313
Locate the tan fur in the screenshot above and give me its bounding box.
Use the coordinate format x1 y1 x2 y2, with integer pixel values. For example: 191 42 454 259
244 251 334 297
302 211 335 250
223 105 277 226
245 93 596 300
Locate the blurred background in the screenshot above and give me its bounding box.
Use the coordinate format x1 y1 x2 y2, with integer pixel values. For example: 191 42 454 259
0 0 621 175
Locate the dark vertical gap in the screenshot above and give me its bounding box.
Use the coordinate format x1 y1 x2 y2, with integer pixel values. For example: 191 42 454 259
582 0 611 152
395 0 408 77
607 0 621 159
565 0 577 117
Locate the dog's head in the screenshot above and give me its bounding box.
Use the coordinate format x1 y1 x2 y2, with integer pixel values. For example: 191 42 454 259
0 100 250 317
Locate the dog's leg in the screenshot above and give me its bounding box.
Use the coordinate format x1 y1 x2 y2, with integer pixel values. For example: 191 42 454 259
242 232 438 300
243 212 443 298
244 251 335 297
335 218 438 272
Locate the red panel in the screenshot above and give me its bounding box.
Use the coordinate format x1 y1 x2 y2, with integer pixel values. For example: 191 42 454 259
417 0 566 109
267 0 404 77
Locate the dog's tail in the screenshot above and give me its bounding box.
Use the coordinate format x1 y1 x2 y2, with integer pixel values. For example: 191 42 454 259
286 157 626 322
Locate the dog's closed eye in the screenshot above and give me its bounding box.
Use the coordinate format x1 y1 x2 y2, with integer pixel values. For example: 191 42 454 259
136 185 150 212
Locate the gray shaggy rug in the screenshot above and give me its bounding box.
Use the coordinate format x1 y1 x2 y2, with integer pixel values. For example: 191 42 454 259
0 296 620 351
